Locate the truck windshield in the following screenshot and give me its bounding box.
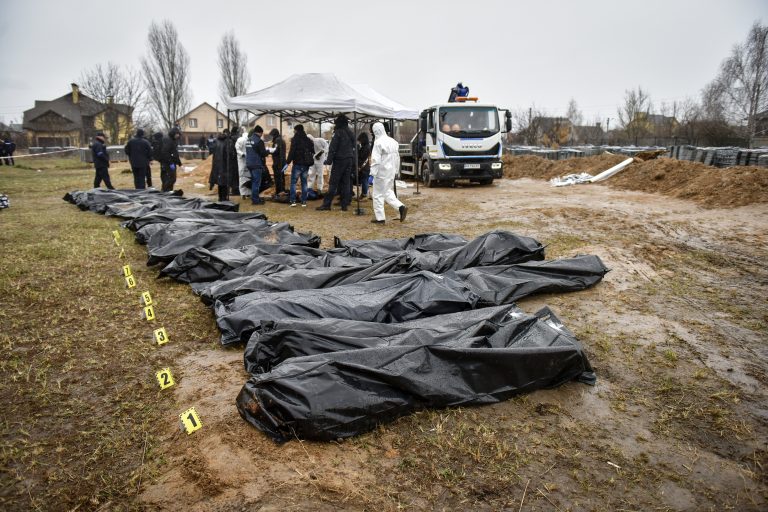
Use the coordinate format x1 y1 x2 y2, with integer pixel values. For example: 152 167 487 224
439 107 499 137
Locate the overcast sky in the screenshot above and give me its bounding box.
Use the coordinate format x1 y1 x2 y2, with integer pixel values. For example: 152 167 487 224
0 0 765 126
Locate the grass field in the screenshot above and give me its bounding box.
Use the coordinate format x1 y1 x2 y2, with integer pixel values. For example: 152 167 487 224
1 159 766 511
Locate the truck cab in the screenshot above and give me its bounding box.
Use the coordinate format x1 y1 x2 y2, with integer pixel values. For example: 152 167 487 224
402 102 511 187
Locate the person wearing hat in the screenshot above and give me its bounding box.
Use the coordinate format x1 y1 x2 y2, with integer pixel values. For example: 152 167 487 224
124 128 152 189
317 114 354 211
91 132 114 189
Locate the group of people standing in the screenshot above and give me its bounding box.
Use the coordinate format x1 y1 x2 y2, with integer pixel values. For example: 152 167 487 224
317 115 406 224
91 128 182 191
92 113 408 224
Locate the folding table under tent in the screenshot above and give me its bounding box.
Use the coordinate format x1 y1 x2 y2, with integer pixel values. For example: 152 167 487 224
224 73 420 212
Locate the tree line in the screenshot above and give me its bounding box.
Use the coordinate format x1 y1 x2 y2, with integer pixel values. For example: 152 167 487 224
511 22 767 148
79 20 767 148
77 20 251 141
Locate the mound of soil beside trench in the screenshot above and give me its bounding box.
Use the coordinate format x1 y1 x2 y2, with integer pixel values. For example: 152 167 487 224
502 153 768 208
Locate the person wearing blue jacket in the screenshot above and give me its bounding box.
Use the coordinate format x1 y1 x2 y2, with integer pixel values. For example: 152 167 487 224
245 126 269 205
90 132 114 189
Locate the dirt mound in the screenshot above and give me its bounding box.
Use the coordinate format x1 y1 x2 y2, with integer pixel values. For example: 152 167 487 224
609 158 768 208
503 153 627 180
503 154 768 208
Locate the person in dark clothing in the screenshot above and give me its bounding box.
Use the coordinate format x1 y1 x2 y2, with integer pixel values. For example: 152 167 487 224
209 132 231 201
198 135 207 150
356 132 371 198
124 128 152 189
2 138 16 165
317 114 355 211
285 124 315 207
269 128 286 196
0 139 6 165
245 126 270 205
91 132 114 189
206 135 215 159
159 127 182 191
149 132 163 187
448 82 470 102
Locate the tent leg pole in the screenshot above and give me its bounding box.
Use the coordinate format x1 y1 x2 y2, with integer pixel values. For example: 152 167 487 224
354 112 364 216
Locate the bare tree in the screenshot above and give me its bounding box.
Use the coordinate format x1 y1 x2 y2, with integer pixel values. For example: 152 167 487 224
565 98 583 145
676 97 701 145
708 22 768 146
79 62 145 143
218 31 251 125
141 20 191 132
617 87 652 145
511 106 543 145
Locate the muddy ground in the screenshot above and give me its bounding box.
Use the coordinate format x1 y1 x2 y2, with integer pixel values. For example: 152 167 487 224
1 157 767 511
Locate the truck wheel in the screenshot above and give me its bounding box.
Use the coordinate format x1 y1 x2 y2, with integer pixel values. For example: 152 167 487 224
422 162 437 188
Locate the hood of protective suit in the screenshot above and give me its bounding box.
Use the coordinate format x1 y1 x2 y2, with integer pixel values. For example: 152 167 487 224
372 122 397 154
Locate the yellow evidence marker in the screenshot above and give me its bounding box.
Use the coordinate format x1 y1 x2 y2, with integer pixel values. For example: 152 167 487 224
125 275 136 288
142 305 156 321
155 368 175 390
153 327 169 346
121 264 132 277
140 291 153 306
179 407 202 434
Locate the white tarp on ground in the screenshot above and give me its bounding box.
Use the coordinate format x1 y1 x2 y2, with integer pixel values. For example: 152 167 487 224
225 73 419 121
550 158 634 187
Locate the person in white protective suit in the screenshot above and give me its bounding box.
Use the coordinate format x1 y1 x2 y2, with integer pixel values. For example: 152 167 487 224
235 129 250 198
370 122 407 224
307 133 327 192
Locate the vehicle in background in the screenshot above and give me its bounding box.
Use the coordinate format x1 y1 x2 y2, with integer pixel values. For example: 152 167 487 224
399 100 512 187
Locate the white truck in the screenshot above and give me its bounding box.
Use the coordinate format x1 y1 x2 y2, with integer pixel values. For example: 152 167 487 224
400 101 512 187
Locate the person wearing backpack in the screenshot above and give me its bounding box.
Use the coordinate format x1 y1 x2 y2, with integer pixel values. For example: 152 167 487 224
285 124 315 207
316 114 354 211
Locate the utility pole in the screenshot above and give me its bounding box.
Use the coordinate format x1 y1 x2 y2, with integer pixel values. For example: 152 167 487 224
606 117 611 145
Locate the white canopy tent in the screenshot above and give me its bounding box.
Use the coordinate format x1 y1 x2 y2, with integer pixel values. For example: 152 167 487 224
224 73 419 123
224 73 422 212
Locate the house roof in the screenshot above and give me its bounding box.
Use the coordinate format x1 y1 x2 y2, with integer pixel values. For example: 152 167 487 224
177 102 230 121
23 91 133 131
0 122 23 133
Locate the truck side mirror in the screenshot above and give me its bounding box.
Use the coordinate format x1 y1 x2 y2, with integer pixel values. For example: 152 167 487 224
505 111 512 133
420 113 428 133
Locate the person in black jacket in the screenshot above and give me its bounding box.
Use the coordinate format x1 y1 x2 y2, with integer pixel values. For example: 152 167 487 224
269 128 286 196
356 131 371 199
124 128 152 189
317 114 355 211
149 132 163 187
209 132 230 201
285 124 315 207
2 137 15 166
90 132 114 189
159 127 182 191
